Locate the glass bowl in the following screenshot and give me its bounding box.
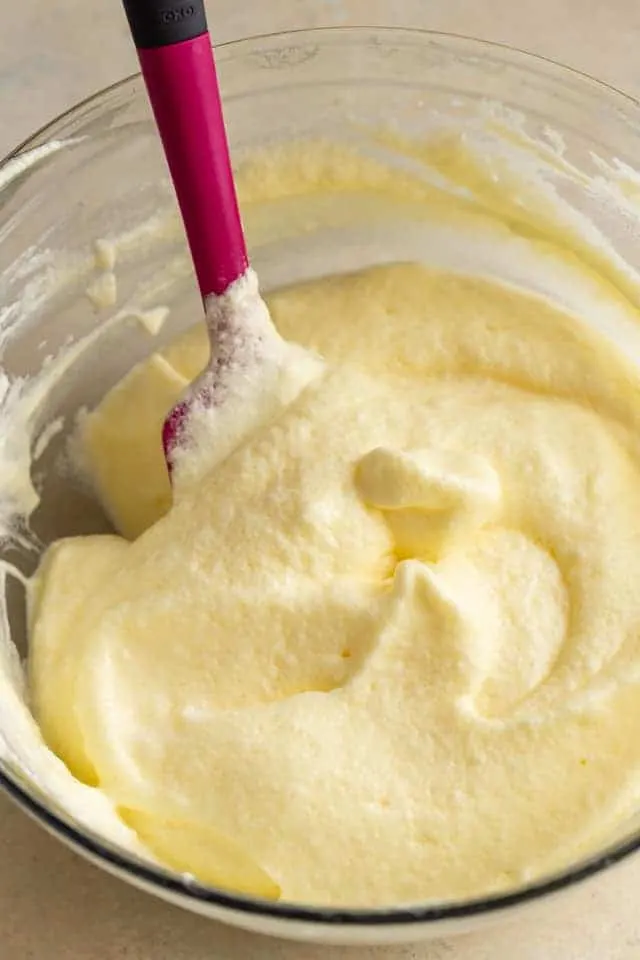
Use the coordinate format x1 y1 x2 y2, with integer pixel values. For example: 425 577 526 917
2 26 640 946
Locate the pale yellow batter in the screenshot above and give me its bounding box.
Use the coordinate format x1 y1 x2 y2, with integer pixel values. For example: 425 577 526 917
27 256 640 906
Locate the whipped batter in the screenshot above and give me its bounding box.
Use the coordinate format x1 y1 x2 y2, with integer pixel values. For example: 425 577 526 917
27 255 640 906
3 116 640 907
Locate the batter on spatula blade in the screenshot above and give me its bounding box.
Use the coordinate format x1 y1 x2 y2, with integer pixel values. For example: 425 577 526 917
164 269 323 484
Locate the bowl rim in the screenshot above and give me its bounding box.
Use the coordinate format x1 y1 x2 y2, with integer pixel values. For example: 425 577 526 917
4 24 639 164
2 23 640 928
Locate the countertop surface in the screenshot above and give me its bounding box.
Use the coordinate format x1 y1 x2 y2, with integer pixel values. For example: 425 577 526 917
2 1 640 958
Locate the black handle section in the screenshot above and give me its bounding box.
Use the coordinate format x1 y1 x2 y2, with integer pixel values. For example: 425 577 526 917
122 0 208 49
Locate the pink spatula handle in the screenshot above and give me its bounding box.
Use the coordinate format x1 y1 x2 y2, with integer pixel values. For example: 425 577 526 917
122 0 248 298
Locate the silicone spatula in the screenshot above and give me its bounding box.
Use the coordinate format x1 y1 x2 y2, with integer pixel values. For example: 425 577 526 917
121 0 252 469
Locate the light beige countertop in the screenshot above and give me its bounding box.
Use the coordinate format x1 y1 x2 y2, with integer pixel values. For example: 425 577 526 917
2 1 640 958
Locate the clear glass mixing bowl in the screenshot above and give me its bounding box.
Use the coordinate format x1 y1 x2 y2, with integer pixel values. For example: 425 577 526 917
2 26 640 946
